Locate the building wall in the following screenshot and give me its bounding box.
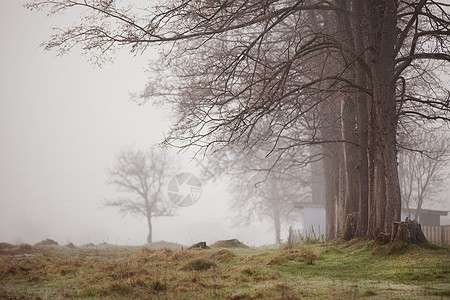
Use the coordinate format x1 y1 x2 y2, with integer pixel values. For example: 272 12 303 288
401 211 442 226
303 206 326 238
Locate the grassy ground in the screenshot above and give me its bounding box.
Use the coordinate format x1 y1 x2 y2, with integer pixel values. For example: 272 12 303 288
0 240 449 299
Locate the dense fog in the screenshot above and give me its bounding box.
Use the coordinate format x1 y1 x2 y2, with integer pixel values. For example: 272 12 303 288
1 1 449 248
0 1 286 247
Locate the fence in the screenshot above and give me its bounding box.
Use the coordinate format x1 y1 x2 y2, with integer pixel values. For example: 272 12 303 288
287 225 450 245
287 226 325 244
422 225 450 245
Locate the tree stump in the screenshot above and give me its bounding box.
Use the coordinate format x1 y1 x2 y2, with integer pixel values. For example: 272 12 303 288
341 212 358 241
188 242 209 250
391 219 427 244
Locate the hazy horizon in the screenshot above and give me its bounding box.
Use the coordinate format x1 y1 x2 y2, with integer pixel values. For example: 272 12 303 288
0 1 292 247
1 1 449 248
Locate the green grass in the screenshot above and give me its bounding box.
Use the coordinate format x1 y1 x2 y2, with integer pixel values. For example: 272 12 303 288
0 241 448 299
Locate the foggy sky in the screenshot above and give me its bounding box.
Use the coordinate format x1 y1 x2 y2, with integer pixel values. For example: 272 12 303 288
1 1 448 247
0 1 282 247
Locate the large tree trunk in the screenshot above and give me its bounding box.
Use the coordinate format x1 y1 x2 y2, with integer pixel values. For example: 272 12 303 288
333 0 402 240
383 127 402 235
321 98 342 241
334 0 360 238
364 0 402 237
352 0 369 239
320 0 402 241
324 152 337 241
341 96 360 226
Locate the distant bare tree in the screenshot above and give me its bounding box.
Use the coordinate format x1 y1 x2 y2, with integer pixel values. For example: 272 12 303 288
204 145 310 245
105 147 176 244
399 130 449 221
230 171 310 245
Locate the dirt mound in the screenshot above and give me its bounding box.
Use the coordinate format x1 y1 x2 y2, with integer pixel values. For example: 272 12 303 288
188 242 209 250
65 243 76 249
210 239 249 249
0 242 15 250
0 244 36 256
97 242 109 247
35 239 59 246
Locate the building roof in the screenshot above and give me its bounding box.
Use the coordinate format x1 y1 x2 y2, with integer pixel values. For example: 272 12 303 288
402 208 449 216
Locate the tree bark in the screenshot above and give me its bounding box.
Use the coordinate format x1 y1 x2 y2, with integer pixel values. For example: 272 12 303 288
341 212 359 241
334 0 361 238
352 0 369 239
324 152 337 241
364 0 402 237
320 0 402 241
341 96 360 226
322 99 341 241
391 219 427 244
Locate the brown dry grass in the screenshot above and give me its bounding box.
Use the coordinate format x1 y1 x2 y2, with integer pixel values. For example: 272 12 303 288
0 244 38 256
0 241 448 299
266 244 321 265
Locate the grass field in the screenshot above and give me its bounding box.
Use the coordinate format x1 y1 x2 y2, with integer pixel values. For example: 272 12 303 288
0 240 449 299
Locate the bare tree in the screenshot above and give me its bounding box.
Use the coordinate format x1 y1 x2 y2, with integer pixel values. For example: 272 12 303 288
193 131 311 245
105 147 177 244
399 129 449 221
230 172 309 245
208 147 310 245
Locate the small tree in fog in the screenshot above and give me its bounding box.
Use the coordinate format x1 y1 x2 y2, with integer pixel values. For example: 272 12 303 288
399 131 449 221
105 147 176 244
230 172 309 245
204 146 310 245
